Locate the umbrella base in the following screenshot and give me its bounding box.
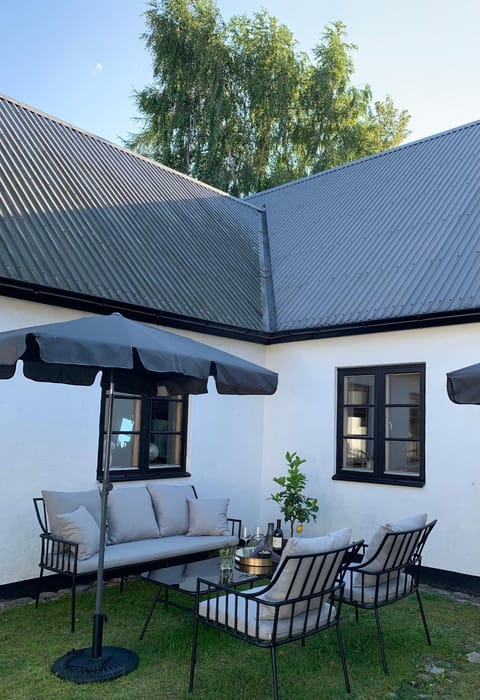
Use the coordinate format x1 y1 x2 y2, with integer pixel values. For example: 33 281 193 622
52 646 138 683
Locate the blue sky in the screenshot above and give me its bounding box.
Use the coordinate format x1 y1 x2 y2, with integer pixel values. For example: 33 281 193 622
1 0 479 147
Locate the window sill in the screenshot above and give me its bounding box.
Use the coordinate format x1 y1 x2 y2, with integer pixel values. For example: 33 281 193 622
98 470 191 483
332 473 425 488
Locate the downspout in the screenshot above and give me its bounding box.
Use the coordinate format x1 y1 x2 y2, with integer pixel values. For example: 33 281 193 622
258 205 277 334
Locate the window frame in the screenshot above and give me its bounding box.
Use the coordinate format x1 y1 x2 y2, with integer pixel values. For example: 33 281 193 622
96 390 189 482
334 363 426 487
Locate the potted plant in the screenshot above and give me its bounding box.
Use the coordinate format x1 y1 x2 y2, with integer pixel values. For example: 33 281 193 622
269 451 319 538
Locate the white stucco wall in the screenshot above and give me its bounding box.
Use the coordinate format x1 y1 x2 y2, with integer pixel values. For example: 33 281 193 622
261 323 480 578
2 296 479 586
0 298 269 586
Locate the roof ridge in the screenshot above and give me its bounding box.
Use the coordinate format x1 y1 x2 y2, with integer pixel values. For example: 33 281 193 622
0 92 263 216
246 119 480 200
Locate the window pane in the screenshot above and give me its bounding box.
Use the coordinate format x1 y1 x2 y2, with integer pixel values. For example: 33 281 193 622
386 407 419 439
344 407 373 436
108 434 141 469
148 434 182 467
107 397 141 432
343 438 373 471
345 376 374 404
385 440 420 476
151 397 183 432
386 373 420 404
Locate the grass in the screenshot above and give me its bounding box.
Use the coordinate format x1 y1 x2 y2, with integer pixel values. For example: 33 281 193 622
1 580 480 699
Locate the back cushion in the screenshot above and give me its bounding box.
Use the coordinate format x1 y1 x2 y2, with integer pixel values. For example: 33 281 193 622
107 486 159 544
42 489 101 539
354 513 428 586
147 484 195 536
258 527 352 619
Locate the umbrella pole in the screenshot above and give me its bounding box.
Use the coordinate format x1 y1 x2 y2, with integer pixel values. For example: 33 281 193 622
51 371 138 682
91 371 115 657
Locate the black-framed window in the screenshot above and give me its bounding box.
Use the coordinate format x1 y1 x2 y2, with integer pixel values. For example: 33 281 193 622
97 390 189 482
335 364 425 487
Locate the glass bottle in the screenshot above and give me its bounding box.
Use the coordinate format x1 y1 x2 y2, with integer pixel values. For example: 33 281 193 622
264 522 274 550
272 519 283 553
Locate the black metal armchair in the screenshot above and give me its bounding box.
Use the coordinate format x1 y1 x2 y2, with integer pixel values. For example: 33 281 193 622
189 537 363 699
341 517 437 673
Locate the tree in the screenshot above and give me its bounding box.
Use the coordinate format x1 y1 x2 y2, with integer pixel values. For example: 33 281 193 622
128 2 410 195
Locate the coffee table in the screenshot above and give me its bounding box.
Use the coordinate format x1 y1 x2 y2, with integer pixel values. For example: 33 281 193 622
139 557 265 639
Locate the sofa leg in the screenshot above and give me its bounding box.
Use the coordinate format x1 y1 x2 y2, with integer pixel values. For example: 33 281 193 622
35 568 44 609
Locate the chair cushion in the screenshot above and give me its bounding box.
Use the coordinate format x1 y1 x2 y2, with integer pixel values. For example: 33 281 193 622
353 513 427 586
198 593 336 641
107 486 159 544
344 573 414 604
42 489 101 539
258 527 352 619
186 497 230 536
56 505 100 560
147 484 194 536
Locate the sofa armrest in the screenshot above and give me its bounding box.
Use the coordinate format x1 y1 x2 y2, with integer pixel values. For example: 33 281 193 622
39 532 80 576
227 517 241 539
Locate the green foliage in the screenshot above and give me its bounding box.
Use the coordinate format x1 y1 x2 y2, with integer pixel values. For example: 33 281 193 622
270 450 319 537
128 2 410 196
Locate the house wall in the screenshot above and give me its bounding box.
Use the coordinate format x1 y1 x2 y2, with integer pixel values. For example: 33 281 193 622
261 323 480 578
0 298 270 586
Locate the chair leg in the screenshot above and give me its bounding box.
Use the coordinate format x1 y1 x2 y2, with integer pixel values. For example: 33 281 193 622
336 624 351 694
373 609 388 673
188 617 199 692
35 568 44 609
71 576 77 633
416 589 432 645
270 646 279 700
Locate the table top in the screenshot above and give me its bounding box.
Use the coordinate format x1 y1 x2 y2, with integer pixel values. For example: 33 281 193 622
141 557 262 594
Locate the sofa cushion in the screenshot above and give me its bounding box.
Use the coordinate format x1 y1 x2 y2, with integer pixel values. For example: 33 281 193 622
56 505 100 560
147 484 194 536
186 497 230 536
42 489 101 539
258 528 352 619
107 486 159 544
353 513 427 586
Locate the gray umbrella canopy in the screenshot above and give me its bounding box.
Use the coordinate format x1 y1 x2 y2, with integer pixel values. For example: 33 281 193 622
0 312 278 395
447 363 480 405
0 312 277 682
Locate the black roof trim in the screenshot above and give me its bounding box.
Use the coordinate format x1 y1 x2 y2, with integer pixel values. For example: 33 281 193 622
2 278 479 347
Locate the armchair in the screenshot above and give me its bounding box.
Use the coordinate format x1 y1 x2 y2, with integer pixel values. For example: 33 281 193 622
189 528 364 699
341 514 437 673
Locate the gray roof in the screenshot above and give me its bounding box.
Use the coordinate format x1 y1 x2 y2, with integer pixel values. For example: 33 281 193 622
1 93 479 341
247 120 480 334
0 95 266 333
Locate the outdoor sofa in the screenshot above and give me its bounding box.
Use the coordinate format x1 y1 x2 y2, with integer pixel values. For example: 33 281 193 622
33 483 240 631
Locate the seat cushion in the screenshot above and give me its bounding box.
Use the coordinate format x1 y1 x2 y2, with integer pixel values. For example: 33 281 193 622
198 593 336 641
107 485 159 544
186 497 230 536
147 484 194 536
258 527 352 619
56 505 100 560
353 513 427 586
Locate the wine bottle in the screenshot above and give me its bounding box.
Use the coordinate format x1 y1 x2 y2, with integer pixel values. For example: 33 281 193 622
272 519 283 553
264 522 274 550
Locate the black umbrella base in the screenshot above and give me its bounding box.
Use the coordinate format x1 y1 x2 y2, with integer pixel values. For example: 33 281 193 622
52 646 138 683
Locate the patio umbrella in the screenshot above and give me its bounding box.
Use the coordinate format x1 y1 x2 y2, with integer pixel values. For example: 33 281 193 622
447 363 480 404
0 312 278 682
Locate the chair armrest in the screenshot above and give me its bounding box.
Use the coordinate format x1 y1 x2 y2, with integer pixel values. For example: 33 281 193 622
39 532 79 575
227 517 241 538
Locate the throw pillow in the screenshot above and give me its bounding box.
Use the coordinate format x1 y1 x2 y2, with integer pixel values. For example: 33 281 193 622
56 505 100 560
258 527 352 619
147 484 195 536
42 489 101 539
186 497 230 536
107 486 160 544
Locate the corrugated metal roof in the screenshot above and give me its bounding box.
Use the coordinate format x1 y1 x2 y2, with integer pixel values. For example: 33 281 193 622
247 121 480 332
0 95 265 331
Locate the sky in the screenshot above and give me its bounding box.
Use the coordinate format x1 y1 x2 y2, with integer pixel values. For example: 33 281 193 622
1 0 479 148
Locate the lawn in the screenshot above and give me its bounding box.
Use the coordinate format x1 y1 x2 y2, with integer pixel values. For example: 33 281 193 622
1 580 479 699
